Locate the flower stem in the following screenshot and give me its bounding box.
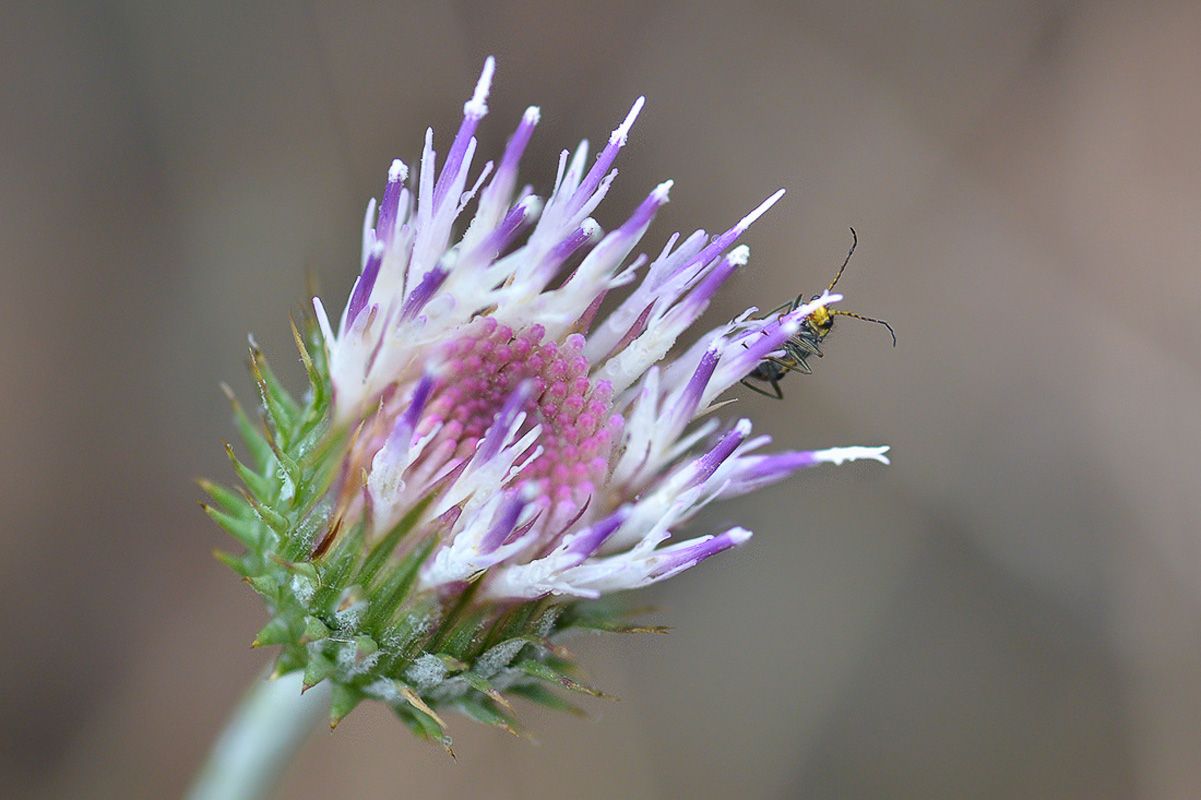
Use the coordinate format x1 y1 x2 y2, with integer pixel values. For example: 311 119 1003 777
186 669 331 800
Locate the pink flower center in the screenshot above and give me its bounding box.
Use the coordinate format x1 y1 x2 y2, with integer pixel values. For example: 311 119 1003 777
421 317 622 529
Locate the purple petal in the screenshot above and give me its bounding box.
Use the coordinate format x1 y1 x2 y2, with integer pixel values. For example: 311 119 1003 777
565 508 628 558
495 106 539 190
478 489 528 555
614 180 670 240
675 189 784 291
492 197 536 249
650 527 752 579
677 249 743 321
374 375 436 475
563 96 644 218
399 263 448 322
544 219 601 273
670 346 719 426
690 421 749 487
724 316 796 377
721 451 820 497
433 57 493 210
401 373 436 432
600 302 654 360
477 380 536 463
345 243 385 333
375 159 407 247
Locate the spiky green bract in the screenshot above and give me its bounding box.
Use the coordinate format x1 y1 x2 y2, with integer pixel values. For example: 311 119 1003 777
207 314 644 748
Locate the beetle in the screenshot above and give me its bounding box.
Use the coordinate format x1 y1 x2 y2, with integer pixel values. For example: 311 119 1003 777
741 228 895 399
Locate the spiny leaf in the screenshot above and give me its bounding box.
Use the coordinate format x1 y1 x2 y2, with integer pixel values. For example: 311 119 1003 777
222 383 273 472
434 653 469 673
354 493 436 588
245 492 290 536
267 553 319 583
291 316 327 409
481 598 544 651
250 339 302 420
308 511 346 563
201 502 262 549
394 710 455 758
301 616 330 643
515 660 613 699
423 579 484 656
506 683 587 717
354 635 379 662
249 343 300 439
462 672 513 711
212 548 254 577
279 505 336 563
224 443 272 501
309 524 364 615
245 573 281 597
303 652 336 690
400 686 447 731
197 478 252 517
270 647 308 679
329 683 363 729
457 696 519 736
569 617 671 635
514 635 575 662
362 534 438 635
263 434 304 503
253 615 298 648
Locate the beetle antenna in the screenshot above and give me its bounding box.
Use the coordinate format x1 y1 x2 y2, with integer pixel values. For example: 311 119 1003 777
826 227 858 293
831 309 897 346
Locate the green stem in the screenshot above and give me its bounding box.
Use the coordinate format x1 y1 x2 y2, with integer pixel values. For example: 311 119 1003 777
186 670 331 800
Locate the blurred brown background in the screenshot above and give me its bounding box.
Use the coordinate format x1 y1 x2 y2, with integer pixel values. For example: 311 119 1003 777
3 1 1200 797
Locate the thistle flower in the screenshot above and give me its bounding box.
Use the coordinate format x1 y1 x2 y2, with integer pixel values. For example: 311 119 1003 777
204 57 889 748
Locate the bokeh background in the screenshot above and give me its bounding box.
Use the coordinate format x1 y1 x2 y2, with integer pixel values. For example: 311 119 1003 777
3 2 1201 797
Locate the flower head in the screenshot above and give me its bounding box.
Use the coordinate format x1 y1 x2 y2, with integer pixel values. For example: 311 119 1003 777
204 57 888 747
